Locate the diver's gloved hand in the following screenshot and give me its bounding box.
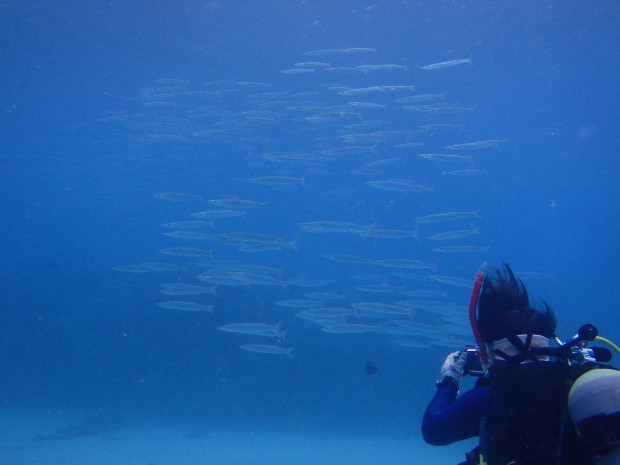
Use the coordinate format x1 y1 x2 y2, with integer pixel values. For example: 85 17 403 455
436 350 468 386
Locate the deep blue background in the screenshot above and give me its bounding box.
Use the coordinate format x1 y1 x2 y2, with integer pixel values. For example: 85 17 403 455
1 0 619 438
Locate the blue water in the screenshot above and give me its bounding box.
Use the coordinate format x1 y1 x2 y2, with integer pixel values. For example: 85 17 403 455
1 1 619 463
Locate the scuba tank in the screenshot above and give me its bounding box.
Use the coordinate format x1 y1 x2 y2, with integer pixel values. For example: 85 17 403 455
568 368 620 465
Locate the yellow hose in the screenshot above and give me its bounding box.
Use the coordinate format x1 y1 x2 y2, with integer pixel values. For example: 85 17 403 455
595 336 620 356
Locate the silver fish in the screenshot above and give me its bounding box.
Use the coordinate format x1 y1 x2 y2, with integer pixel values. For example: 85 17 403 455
218 322 285 340
372 258 434 270
159 247 214 258
156 301 214 312
192 210 246 219
420 57 472 70
161 220 210 229
417 153 473 162
366 180 432 193
415 211 480 224
163 231 216 241
445 139 508 150
350 302 410 316
239 344 293 357
429 275 472 288
427 227 480 241
432 245 490 253
321 324 377 334
244 176 305 186
208 199 269 209
356 64 408 72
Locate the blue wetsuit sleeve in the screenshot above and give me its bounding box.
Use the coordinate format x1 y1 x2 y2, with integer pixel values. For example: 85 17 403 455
422 380 489 446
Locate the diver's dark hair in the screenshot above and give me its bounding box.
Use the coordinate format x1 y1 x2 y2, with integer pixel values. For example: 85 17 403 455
477 263 556 343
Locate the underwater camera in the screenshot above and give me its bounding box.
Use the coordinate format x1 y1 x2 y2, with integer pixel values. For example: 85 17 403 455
463 345 484 376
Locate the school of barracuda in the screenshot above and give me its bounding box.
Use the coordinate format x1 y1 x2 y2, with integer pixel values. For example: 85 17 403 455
108 49 545 358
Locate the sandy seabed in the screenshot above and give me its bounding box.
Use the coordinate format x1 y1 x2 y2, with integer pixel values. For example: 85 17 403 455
0 411 472 465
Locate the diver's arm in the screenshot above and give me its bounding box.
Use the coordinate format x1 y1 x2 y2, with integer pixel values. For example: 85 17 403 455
422 380 489 445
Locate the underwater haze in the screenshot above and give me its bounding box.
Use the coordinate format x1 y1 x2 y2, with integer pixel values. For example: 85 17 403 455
1 1 619 464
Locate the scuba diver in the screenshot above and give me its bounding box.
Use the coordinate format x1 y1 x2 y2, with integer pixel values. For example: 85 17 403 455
422 263 620 465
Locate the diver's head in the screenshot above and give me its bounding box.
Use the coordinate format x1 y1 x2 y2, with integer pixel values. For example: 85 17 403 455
477 263 556 346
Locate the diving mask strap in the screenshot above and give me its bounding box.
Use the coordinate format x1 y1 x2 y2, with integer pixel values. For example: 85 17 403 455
492 333 550 364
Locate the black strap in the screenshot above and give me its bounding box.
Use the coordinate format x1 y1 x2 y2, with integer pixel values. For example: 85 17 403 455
492 332 541 366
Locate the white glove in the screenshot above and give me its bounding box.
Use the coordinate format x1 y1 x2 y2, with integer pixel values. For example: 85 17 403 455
436 350 468 385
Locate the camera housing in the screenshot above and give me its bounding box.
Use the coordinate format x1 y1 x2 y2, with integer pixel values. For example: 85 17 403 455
464 346 483 375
